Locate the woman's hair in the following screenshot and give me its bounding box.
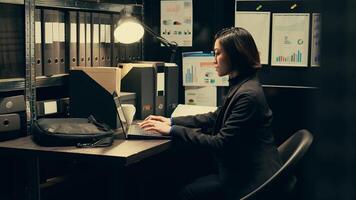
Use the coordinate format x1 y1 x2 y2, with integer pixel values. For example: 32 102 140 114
215 27 261 75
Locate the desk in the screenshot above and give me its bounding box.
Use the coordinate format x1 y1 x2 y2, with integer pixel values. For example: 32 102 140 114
0 136 171 200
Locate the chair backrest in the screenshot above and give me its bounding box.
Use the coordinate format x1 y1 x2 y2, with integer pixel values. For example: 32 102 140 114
278 129 314 167
240 129 314 200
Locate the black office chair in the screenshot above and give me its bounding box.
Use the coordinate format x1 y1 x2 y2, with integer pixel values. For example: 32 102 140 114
240 129 314 200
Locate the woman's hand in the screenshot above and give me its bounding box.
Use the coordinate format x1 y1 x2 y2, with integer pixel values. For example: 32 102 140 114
142 115 171 125
139 119 171 135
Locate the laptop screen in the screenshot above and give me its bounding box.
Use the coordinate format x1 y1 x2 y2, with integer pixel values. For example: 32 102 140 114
113 91 128 138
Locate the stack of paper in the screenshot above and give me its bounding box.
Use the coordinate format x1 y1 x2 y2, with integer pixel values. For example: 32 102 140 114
171 104 217 118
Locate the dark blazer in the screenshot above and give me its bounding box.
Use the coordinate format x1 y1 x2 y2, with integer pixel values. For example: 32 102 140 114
171 74 282 199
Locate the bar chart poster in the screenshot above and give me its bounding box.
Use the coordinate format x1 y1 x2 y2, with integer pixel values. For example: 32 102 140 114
182 52 229 86
271 13 310 67
311 13 321 67
235 11 271 65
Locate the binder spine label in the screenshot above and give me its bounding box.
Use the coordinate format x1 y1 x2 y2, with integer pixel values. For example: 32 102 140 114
70 23 77 43
35 22 41 44
45 23 53 44
59 23 65 42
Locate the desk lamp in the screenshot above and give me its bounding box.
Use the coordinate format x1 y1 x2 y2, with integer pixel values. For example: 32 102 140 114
113 10 178 63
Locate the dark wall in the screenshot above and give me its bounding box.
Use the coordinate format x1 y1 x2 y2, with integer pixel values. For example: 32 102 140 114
0 3 25 79
304 0 356 199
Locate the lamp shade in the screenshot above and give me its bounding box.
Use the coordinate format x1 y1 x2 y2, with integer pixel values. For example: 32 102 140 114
114 17 144 44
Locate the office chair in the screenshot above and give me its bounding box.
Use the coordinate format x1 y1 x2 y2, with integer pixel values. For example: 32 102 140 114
240 129 314 200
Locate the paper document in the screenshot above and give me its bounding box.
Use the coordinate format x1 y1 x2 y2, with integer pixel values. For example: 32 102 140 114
171 104 217 118
185 86 217 106
161 0 193 46
235 11 271 65
44 101 57 115
271 13 310 67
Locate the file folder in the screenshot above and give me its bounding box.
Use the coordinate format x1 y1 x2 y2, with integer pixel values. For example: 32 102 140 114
68 11 78 68
102 14 112 67
105 16 112 66
0 112 25 141
120 62 158 119
71 67 121 95
43 9 58 76
112 13 123 66
155 64 166 116
0 113 21 133
58 10 66 73
164 63 179 117
85 12 92 67
78 12 86 67
51 10 60 74
99 13 108 66
70 67 122 128
35 8 43 76
0 95 25 114
92 13 100 67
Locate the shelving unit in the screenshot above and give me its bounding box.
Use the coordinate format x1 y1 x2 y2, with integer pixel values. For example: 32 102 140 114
0 0 23 4
0 78 26 92
0 0 144 134
24 0 36 134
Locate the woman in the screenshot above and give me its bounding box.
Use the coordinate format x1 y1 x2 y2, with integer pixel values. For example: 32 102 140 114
139 27 282 200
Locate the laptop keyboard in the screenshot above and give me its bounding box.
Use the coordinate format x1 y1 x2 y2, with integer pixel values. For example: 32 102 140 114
128 124 162 136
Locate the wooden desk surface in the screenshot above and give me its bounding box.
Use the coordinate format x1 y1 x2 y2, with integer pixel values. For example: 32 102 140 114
0 136 171 166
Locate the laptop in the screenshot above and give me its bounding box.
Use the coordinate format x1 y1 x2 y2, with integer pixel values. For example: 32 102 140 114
113 92 171 140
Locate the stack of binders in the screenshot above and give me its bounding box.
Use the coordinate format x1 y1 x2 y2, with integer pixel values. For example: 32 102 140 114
119 62 179 119
33 9 134 75
0 95 26 141
42 9 66 76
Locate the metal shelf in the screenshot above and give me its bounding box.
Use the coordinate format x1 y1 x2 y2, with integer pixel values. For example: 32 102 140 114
0 74 69 92
262 84 318 90
0 0 23 5
0 0 143 14
36 74 69 88
0 1 143 13
0 78 26 92
35 0 142 14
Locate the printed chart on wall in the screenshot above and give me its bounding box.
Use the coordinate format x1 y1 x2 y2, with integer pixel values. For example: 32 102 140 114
161 0 193 47
271 13 310 67
182 52 229 86
185 86 217 107
235 11 270 65
311 13 321 67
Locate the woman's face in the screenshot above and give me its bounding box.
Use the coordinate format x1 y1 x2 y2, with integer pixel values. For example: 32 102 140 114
214 39 232 77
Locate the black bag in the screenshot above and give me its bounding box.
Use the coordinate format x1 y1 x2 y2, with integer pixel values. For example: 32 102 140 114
32 115 114 147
